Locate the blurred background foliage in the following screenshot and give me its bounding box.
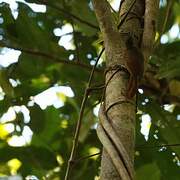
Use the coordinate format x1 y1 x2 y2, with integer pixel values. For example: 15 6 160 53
0 0 179 179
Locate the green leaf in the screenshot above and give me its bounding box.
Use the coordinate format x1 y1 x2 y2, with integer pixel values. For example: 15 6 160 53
29 105 45 134
0 69 14 98
155 41 180 79
15 3 50 51
79 110 96 142
0 3 15 28
31 107 61 146
69 0 98 35
136 162 161 180
157 1 176 34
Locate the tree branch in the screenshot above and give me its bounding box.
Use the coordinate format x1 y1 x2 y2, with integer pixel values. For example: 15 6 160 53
142 0 159 65
73 152 101 164
64 48 104 180
140 84 180 106
37 0 99 30
93 0 146 179
117 0 137 29
73 143 180 163
92 0 117 43
0 42 102 73
154 0 174 48
71 23 80 62
136 143 180 149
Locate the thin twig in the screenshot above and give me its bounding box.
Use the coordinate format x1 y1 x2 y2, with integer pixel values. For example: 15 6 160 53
0 42 102 73
154 0 173 48
72 23 80 62
136 143 180 149
64 48 104 180
73 152 101 164
87 84 105 93
69 143 180 164
59 32 73 37
37 0 99 30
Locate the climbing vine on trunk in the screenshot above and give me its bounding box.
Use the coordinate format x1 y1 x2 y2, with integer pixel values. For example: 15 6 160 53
93 0 159 179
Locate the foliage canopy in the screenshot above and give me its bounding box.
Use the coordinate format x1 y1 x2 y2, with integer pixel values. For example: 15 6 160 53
0 0 180 179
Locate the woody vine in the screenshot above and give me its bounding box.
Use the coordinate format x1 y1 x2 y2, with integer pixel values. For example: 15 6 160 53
64 0 160 180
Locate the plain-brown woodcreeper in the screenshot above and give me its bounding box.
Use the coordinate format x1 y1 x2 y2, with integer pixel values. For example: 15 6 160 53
125 36 144 99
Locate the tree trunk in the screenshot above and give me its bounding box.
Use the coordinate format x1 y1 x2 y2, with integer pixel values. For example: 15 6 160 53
93 0 145 179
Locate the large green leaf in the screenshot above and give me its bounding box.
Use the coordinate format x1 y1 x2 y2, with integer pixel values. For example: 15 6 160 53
136 162 161 180
0 0 180 179
70 0 98 35
155 41 180 79
31 107 61 146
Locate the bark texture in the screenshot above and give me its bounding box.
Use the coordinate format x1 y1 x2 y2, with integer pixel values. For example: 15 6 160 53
93 0 145 179
93 0 160 179
142 0 159 67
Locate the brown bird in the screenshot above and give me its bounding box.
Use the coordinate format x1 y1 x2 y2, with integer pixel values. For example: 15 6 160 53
125 36 144 99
